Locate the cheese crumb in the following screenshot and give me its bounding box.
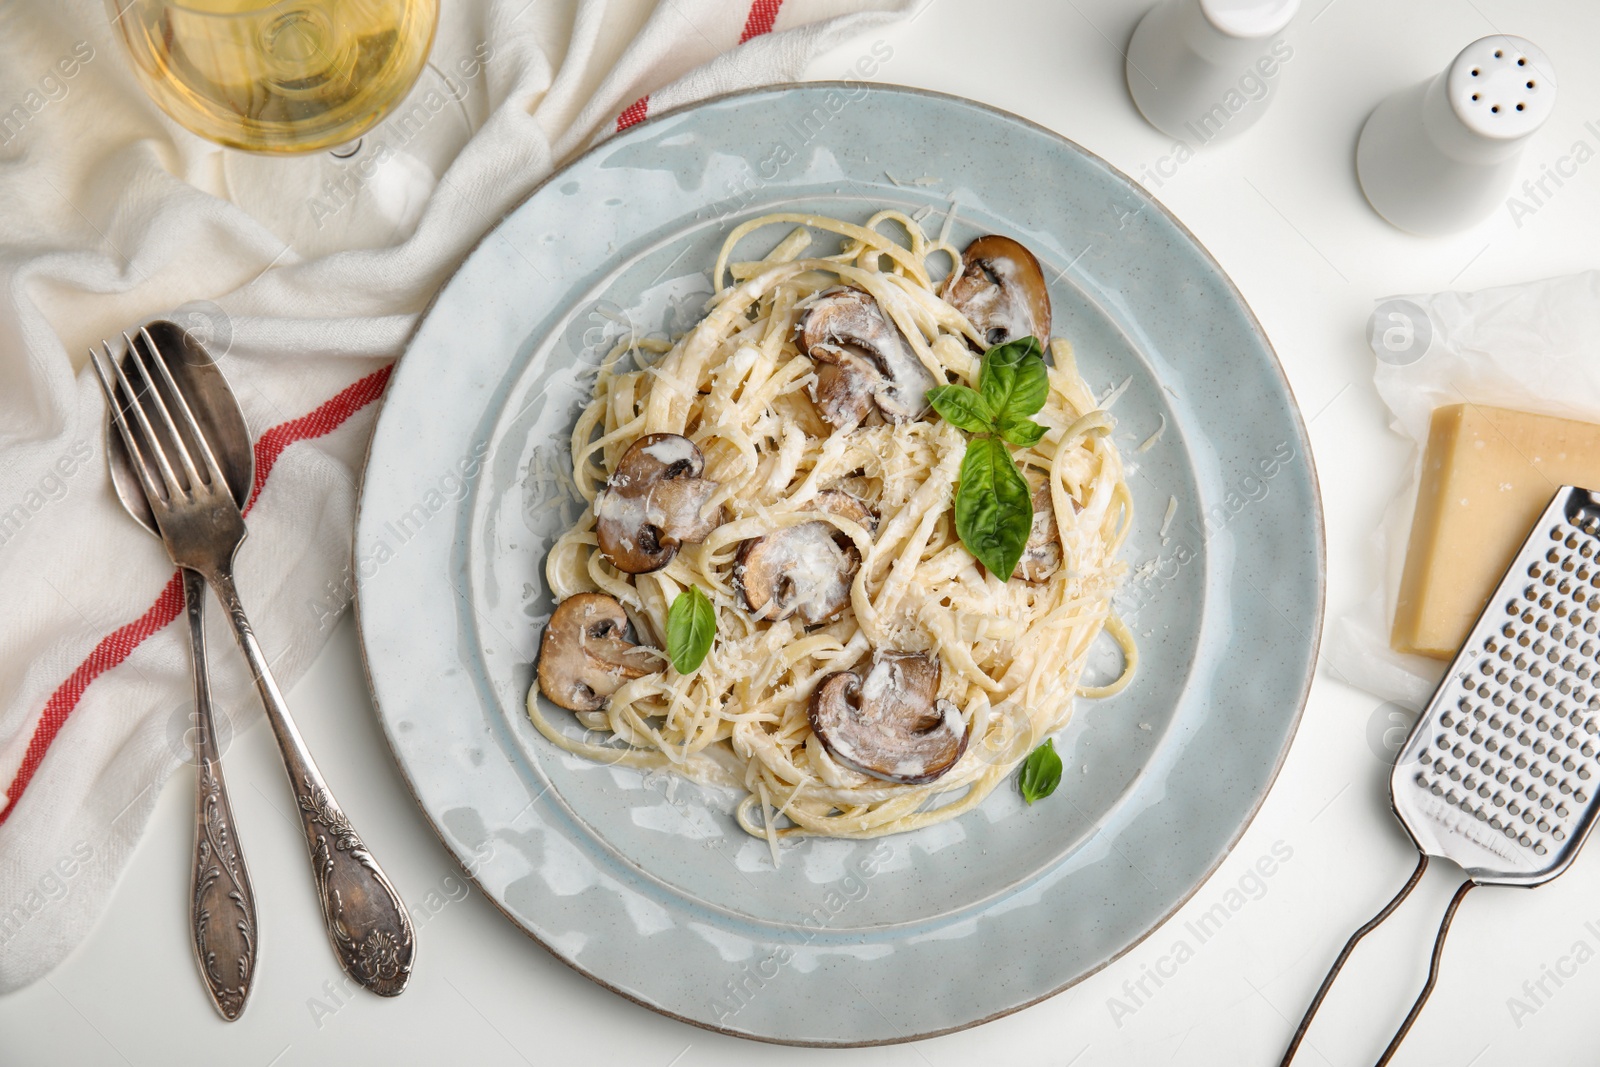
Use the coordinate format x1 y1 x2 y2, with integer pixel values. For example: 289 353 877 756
1137 414 1167 453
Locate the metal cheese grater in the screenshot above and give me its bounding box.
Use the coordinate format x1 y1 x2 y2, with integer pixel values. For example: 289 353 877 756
1282 486 1600 1066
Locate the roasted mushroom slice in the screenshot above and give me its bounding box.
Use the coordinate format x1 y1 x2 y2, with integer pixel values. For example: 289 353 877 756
943 235 1053 349
813 488 878 535
736 524 855 625
798 287 937 429
808 651 968 784
595 433 722 574
1016 476 1065 583
735 490 878 625
812 349 878 430
537 593 658 712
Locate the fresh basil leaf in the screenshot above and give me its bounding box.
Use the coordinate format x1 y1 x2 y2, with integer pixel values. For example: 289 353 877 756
1019 738 1063 804
954 435 1035 580
666 586 716 674
925 384 996 433
978 336 1049 423
998 415 1047 448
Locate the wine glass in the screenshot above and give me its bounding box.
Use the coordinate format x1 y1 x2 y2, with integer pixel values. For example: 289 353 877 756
107 0 475 255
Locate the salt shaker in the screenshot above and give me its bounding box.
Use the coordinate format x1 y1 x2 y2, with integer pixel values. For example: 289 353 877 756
1357 35 1556 236
1125 0 1299 144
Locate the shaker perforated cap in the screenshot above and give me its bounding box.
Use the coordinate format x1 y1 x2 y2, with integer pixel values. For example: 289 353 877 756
1199 0 1299 39
1447 35 1556 140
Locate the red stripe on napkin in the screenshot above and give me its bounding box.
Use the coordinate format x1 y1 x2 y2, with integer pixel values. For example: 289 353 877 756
739 0 784 42
4 573 188 824
616 95 650 132
247 364 392 511
0 362 395 825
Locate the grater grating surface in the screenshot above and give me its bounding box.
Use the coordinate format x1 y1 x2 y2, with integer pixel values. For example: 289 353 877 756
1391 485 1600 885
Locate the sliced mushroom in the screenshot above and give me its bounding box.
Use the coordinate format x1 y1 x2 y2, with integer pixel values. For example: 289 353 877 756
537 593 658 712
808 651 968 784
813 488 878 535
734 491 876 625
1016 476 1066 583
736 525 855 625
812 351 878 431
943 235 1053 349
798 287 937 429
595 433 722 574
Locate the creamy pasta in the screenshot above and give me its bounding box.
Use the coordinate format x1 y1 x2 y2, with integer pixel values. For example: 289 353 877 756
529 210 1134 851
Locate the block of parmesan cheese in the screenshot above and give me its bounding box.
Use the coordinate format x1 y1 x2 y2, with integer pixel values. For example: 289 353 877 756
1392 403 1600 659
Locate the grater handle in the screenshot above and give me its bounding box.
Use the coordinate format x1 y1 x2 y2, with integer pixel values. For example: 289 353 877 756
1278 852 1430 1067
1373 878 1478 1066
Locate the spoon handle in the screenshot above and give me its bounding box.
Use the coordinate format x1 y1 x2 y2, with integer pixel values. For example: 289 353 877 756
183 567 257 1020
205 567 415 996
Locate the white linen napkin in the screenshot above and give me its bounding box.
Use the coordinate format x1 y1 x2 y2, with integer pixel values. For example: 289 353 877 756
0 0 914 994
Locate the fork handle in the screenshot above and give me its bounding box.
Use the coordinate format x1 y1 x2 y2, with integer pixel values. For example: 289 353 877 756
183 567 256 1020
204 566 415 996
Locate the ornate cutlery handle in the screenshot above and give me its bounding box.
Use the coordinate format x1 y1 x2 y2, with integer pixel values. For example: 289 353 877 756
183 567 256 1020
205 566 415 996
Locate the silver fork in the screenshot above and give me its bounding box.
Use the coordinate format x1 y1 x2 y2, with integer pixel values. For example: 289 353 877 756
91 329 415 997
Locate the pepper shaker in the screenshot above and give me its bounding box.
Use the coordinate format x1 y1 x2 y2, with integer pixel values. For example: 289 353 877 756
1125 0 1299 144
1357 35 1557 236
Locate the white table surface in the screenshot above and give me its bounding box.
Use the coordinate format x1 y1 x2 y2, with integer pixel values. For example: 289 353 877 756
9 0 1600 1063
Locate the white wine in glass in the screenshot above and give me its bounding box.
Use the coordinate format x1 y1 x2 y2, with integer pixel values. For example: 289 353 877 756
108 0 438 154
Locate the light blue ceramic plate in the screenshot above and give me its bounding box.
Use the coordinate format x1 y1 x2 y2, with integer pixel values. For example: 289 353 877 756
354 83 1324 1046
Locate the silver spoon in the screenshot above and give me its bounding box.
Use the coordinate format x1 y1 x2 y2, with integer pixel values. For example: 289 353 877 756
104 321 257 1020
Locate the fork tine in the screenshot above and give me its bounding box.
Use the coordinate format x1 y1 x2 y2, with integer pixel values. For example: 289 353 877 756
122 330 205 495
140 325 227 489
106 335 184 500
90 342 170 509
